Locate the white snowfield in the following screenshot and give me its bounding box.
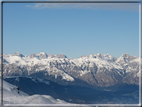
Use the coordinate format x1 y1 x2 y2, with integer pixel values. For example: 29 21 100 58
0 79 68 105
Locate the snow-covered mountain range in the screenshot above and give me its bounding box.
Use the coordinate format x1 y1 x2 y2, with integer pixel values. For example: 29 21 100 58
1 52 140 87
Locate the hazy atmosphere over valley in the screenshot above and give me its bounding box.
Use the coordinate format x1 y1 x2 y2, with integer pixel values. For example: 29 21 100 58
0 0 141 106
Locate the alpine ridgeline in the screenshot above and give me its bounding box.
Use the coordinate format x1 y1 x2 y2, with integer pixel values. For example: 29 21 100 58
1 52 140 87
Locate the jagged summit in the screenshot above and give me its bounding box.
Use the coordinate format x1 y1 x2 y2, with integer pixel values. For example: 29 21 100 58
12 52 25 57
36 52 48 59
3 52 138 60
79 53 117 62
94 53 117 61
47 54 54 58
30 53 36 58
36 52 47 56
29 52 67 59
116 53 137 63
55 54 67 58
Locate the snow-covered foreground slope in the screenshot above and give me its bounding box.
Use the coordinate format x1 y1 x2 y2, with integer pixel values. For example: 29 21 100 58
0 79 68 104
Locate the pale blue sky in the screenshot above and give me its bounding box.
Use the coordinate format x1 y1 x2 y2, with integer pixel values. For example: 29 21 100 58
2 1 139 58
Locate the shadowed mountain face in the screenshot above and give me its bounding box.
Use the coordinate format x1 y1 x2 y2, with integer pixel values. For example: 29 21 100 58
3 76 139 104
1 52 140 87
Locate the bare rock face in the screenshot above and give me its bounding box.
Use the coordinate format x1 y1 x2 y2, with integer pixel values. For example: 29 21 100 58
55 54 67 58
1 52 140 87
3 64 26 76
122 72 139 85
36 52 48 59
116 53 137 64
47 54 54 58
30 53 36 58
13 52 24 58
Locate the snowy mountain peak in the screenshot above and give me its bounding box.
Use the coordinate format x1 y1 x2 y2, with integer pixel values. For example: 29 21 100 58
12 52 24 57
36 52 48 59
116 53 137 63
47 54 54 58
55 54 67 58
88 54 94 58
79 53 116 61
30 53 36 58
94 53 102 57
121 53 129 57
36 52 47 56
94 53 117 61
121 53 137 59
